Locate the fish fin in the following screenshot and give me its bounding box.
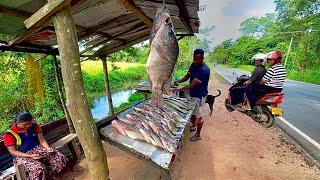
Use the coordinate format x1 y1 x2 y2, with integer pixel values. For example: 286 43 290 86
148 75 152 90
151 88 164 107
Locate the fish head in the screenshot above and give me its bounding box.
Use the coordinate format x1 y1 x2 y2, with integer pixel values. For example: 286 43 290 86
150 6 171 43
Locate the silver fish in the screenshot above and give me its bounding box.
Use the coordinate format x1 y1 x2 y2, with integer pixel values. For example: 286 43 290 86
147 7 179 107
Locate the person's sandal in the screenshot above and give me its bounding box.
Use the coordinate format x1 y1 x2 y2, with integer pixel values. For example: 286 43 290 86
189 135 201 141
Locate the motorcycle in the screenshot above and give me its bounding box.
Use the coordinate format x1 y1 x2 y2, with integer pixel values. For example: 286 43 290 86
224 73 284 128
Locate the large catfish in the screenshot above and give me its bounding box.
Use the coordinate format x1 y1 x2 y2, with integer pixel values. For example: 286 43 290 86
147 7 179 107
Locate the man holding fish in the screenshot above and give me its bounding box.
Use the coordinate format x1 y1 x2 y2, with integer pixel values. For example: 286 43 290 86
174 49 210 141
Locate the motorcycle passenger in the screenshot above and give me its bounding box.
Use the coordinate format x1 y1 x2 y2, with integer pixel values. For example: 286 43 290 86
230 53 267 108
247 51 286 112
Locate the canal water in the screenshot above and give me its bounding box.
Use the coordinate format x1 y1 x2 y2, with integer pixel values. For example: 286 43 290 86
90 89 136 120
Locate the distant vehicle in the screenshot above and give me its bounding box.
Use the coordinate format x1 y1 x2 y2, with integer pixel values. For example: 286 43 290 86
225 74 284 127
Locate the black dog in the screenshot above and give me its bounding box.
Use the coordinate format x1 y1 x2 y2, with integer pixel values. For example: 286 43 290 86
205 90 221 116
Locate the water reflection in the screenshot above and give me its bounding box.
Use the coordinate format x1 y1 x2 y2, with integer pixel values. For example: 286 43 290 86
90 89 136 120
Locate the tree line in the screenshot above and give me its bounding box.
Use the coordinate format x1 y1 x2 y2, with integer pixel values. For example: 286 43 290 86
208 0 320 84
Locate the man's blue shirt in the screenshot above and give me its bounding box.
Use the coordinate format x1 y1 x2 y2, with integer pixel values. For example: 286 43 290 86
188 63 210 98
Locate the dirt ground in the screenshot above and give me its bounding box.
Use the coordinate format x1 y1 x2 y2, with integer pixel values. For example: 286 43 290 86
61 73 320 180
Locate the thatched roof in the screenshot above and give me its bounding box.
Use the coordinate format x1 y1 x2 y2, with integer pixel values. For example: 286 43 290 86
0 0 200 57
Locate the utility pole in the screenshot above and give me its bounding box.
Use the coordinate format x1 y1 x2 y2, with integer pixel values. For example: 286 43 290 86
284 36 293 67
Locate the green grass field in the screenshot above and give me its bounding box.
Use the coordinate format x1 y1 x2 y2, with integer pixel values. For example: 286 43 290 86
81 61 145 75
81 61 147 94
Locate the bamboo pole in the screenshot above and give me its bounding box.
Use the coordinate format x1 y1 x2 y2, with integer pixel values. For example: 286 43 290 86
284 36 293 67
51 4 109 179
52 55 75 133
101 56 114 116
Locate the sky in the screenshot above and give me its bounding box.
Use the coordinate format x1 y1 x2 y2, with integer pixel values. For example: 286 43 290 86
198 0 276 46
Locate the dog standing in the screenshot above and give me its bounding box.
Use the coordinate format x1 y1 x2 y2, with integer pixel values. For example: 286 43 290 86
205 90 221 116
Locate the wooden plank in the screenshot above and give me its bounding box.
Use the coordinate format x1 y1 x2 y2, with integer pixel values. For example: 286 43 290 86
116 0 153 27
51 133 77 149
0 166 15 180
81 24 148 55
78 13 133 41
24 0 69 29
8 0 72 46
0 44 57 54
14 164 27 180
174 0 194 34
8 20 52 46
92 33 149 57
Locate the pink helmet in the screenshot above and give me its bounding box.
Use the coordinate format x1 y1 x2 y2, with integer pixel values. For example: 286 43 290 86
266 51 282 64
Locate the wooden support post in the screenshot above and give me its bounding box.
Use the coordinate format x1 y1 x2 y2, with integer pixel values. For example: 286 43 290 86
101 56 114 116
52 56 75 133
51 4 109 179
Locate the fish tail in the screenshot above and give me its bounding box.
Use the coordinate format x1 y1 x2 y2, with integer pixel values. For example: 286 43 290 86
151 86 164 106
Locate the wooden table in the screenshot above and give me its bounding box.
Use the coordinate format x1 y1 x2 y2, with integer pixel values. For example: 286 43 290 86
99 100 195 180
135 81 151 100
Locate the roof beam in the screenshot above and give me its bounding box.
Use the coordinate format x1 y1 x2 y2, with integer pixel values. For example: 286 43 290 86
92 32 149 57
80 23 147 54
175 0 193 34
7 0 69 46
24 0 69 29
78 25 126 44
8 20 52 46
78 13 132 41
2 3 125 47
7 0 85 46
0 44 58 54
116 0 153 27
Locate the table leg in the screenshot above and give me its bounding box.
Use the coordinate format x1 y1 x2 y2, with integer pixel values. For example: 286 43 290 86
159 168 171 180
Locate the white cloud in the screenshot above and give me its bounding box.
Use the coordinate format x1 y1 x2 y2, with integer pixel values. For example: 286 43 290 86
198 0 275 46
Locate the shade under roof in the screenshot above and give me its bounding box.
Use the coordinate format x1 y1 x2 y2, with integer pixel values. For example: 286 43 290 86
0 0 200 57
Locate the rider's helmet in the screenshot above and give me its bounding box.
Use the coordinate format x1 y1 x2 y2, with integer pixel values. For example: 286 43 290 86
252 53 266 65
266 51 282 64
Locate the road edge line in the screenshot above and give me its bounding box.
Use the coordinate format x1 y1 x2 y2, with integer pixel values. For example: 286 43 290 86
276 117 320 165
214 68 320 165
213 68 233 84
277 117 320 150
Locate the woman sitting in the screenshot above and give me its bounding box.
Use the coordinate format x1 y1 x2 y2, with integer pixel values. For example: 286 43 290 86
3 112 66 180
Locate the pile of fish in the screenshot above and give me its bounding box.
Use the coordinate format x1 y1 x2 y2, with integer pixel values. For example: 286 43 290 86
112 98 194 154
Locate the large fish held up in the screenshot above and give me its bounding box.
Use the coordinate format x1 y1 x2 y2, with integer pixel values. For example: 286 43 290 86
147 7 179 107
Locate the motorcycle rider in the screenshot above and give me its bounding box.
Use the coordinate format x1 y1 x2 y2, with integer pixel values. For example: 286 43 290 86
230 53 267 108
247 51 286 112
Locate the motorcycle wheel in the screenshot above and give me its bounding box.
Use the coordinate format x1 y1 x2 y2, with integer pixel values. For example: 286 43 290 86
225 99 234 112
257 106 275 128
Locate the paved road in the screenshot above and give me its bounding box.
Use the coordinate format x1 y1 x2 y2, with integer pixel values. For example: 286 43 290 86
213 65 320 143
